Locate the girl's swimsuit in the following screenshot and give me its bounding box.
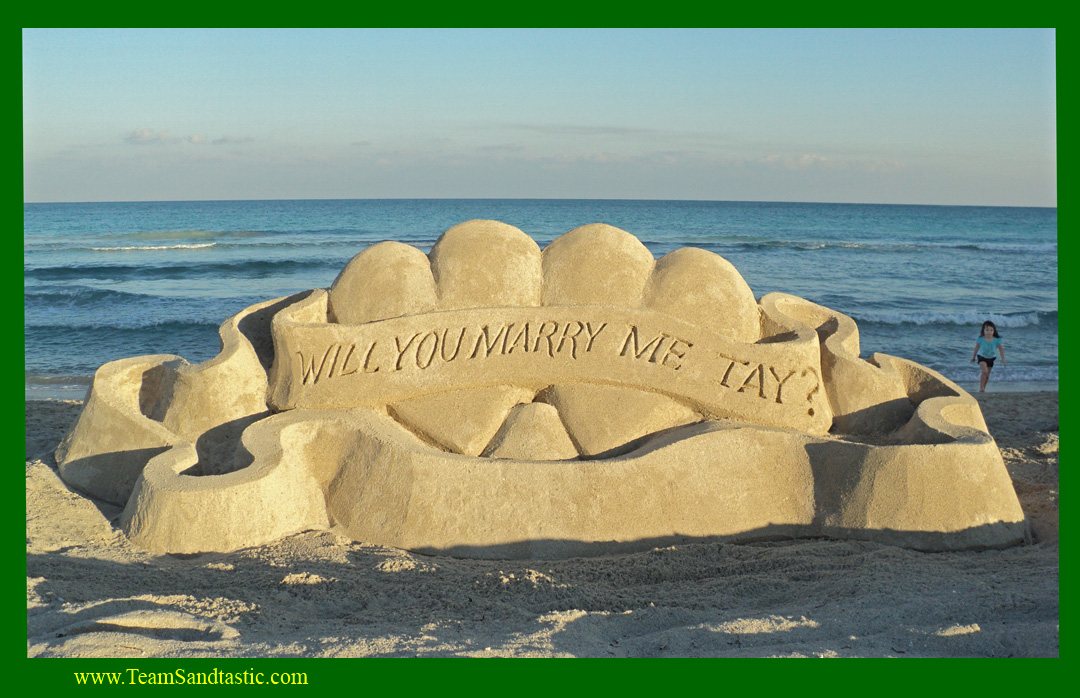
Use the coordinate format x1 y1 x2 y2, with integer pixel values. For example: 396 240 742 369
976 336 1002 368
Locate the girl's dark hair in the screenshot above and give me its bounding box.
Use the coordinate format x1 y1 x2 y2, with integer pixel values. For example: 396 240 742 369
981 320 1001 338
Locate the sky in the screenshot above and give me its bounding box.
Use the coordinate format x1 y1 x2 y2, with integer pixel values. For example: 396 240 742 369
22 28 1057 206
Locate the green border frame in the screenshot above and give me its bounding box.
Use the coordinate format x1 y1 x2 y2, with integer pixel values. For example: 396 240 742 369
12 25 1063 681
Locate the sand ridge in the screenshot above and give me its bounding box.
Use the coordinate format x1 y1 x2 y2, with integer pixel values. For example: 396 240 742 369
26 393 1057 657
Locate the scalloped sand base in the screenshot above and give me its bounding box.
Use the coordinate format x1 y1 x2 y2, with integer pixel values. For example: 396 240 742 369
27 393 1058 657
54 221 1027 557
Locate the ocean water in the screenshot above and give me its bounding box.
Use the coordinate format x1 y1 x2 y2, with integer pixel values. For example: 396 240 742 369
24 199 1058 400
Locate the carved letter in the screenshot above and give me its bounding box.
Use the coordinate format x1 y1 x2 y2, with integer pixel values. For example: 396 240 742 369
648 336 668 363
506 323 530 354
584 322 607 352
393 333 421 371
500 323 516 354
440 327 466 361
719 359 736 387
338 343 359 376
619 325 666 362
325 344 343 378
619 326 639 357
298 345 337 385
415 331 439 369
556 321 584 359
660 338 693 370
738 363 766 398
769 367 797 404
533 321 559 357
361 341 379 373
337 342 378 375
801 368 821 416
471 324 510 358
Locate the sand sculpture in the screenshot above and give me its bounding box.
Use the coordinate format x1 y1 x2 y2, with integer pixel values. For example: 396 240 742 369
55 221 1028 558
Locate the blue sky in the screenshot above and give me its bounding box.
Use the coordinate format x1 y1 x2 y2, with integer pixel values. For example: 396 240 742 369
22 28 1056 206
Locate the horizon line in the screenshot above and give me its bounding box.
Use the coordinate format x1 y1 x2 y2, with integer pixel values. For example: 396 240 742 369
22 197 1059 210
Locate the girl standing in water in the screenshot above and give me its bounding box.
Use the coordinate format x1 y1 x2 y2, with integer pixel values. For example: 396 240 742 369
971 320 1006 392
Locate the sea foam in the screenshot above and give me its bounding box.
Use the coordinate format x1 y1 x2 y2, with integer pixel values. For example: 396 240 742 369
855 310 1048 328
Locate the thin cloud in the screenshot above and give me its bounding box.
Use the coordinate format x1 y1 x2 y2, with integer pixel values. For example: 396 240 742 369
123 128 179 145
502 123 661 138
758 153 832 170
489 123 736 151
123 130 252 146
212 136 254 145
475 143 525 153
549 151 627 164
754 152 911 174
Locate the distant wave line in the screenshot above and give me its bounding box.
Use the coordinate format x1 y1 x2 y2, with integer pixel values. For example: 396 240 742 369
853 310 1053 328
24 373 93 386
33 240 376 253
25 319 223 333
25 237 432 253
24 258 344 281
949 242 1058 253
115 230 262 241
24 287 270 309
670 238 1058 255
89 242 217 251
24 287 154 303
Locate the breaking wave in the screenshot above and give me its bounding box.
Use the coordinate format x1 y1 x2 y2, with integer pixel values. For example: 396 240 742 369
89 242 217 251
854 310 1054 328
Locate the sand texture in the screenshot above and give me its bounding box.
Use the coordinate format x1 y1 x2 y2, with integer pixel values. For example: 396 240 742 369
26 392 1058 658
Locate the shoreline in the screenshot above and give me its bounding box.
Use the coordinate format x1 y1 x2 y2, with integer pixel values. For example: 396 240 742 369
26 392 1058 657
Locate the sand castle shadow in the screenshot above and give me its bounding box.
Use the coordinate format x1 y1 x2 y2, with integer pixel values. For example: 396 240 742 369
416 520 1033 560
236 293 308 371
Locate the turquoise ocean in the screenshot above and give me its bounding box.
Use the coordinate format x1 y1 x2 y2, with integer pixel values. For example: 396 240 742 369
24 199 1058 400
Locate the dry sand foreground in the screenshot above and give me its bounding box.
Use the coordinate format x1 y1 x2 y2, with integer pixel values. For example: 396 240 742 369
26 393 1058 658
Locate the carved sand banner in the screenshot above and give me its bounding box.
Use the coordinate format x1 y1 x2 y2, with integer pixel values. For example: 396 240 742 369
269 303 829 434
55 220 1027 558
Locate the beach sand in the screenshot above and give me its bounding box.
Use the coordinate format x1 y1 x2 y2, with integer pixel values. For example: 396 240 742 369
26 392 1058 658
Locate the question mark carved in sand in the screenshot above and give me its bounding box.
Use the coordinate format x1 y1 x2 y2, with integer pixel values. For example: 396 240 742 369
800 368 821 416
